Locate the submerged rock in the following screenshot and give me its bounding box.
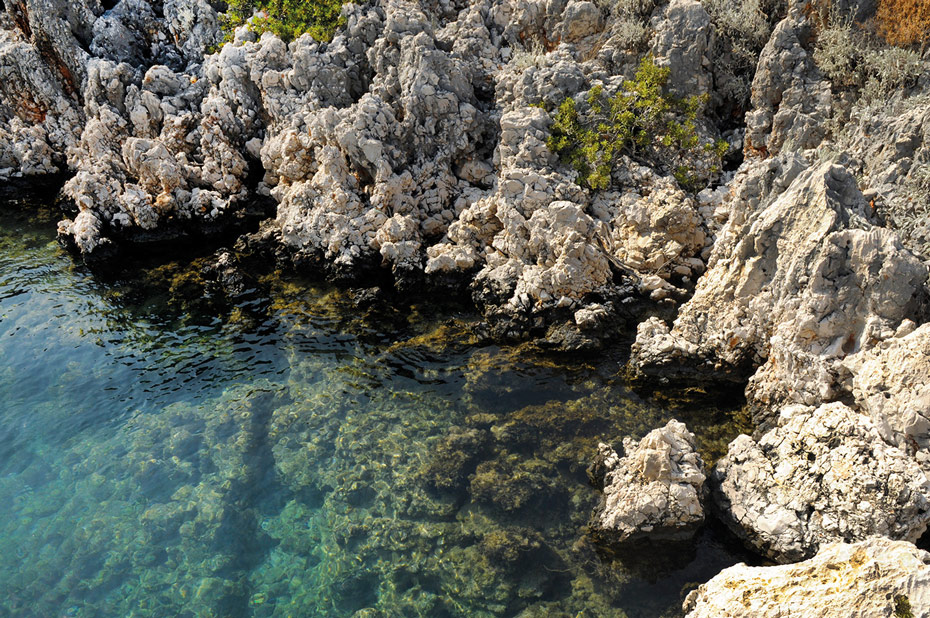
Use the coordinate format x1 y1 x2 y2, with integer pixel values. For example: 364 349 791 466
683 537 930 618
712 402 930 563
591 420 705 545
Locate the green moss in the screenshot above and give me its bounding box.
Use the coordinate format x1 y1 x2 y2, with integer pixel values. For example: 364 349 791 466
894 594 915 618
220 0 355 44
545 56 724 192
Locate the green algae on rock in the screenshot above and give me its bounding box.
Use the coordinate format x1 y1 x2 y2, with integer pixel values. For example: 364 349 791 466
0 205 752 617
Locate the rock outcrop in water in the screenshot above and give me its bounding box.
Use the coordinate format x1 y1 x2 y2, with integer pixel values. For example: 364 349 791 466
711 402 930 563
590 420 706 545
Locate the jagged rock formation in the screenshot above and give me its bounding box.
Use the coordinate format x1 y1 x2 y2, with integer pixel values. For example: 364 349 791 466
712 402 930 563
590 420 705 545
840 98 930 261
0 0 741 334
0 0 221 182
744 16 832 156
621 4 930 579
683 537 930 618
631 161 929 411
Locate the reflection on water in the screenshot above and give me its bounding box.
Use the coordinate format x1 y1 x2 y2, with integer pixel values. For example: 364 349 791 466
0 202 749 617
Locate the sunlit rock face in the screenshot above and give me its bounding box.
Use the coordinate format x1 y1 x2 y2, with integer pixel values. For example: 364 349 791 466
683 538 930 618
1 0 736 336
631 162 929 421
590 420 706 545
711 402 930 564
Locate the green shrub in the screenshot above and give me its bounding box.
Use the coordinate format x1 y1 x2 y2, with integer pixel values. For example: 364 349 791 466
594 0 658 51
221 0 350 43
545 56 727 191
894 595 915 618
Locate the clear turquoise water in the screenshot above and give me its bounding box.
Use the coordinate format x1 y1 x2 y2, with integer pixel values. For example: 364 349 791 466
0 201 750 618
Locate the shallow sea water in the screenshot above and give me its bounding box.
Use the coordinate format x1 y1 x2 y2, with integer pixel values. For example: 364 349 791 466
0 201 752 618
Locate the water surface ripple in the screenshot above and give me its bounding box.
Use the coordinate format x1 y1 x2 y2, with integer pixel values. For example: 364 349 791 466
0 203 749 617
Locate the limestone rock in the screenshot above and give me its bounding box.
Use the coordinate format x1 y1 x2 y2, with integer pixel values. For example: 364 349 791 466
592 175 708 291
839 98 930 260
592 420 706 544
0 0 221 184
631 162 928 418
712 402 930 563
559 1 604 43
683 538 930 618
745 16 831 155
843 322 930 460
651 0 713 98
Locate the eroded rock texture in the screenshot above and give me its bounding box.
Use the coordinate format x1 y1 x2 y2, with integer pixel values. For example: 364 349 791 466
632 161 928 422
1 0 743 332
712 402 930 563
683 537 930 618
591 420 705 545
843 322 930 467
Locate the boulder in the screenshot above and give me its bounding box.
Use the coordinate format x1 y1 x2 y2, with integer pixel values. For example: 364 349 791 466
683 537 930 618
591 420 706 545
559 1 604 42
843 322 930 463
712 402 930 563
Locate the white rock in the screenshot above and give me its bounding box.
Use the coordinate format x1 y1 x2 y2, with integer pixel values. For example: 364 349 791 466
593 420 706 544
683 538 930 618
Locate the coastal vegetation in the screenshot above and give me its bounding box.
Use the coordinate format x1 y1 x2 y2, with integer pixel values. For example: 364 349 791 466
220 0 350 42
876 0 930 47
544 56 727 191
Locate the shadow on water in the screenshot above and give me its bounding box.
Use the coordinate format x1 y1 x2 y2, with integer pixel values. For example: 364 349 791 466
0 200 755 617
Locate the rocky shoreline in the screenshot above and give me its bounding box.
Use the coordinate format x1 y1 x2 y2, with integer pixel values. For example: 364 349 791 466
3 0 930 614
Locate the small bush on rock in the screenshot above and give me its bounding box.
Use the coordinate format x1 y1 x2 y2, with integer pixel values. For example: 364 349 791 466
221 0 349 43
545 56 727 191
596 0 659 52
814 13 923 100
701 0 786 119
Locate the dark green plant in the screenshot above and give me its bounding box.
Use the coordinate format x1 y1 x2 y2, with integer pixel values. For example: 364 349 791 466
894 595 915 618
221 0 350 43
545 56 727 191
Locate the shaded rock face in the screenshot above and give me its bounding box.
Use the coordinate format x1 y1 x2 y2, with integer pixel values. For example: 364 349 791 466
711 402 930 564
591 420 705 545
651 0 713 99
683 537 930 618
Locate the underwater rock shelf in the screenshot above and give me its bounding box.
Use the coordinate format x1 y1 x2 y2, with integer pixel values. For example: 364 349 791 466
0 204 753 616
